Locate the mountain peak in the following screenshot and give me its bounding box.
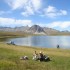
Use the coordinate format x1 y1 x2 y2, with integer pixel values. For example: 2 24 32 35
29 25 44 33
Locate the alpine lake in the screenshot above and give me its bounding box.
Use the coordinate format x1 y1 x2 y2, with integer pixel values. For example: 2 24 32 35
6 36 70 49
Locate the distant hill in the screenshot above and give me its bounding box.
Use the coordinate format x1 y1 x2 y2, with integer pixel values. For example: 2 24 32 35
0 25 70 35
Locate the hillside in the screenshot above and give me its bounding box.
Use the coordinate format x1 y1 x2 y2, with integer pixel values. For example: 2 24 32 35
0 25 70 35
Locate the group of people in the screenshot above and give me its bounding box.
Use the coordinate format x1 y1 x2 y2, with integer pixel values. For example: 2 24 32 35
20 51 50 62
33 51 50 62
10 41 15 45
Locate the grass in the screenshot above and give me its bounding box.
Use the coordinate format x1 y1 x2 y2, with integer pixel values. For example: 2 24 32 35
0 42 70 70
0 31 70 70
50 32 70 36
0 31 33 42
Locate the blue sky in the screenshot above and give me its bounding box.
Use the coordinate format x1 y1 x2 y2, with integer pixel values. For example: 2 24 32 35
0 0 70 31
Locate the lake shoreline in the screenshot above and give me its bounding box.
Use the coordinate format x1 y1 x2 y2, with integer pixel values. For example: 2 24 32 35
6 35 70 49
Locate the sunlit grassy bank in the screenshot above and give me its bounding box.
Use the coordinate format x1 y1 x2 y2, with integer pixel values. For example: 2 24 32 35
0 42 70 70
0 31 33 42
0 31 70 70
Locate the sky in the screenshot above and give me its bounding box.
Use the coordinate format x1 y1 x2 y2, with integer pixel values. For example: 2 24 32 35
0 0 70 31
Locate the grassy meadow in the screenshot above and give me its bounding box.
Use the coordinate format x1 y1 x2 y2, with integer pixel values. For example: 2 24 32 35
0 32 70 70
0 43 70 70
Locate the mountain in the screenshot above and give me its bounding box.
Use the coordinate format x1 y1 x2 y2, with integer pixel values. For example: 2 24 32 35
0 25 70 35
43 27 60 35
27 25 45 34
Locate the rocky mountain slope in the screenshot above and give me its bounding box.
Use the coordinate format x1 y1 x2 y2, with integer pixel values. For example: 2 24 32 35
0 25 69 35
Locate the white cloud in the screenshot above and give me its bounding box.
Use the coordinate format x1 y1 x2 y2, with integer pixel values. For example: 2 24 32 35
21 6 34 16
43 6 67 18
31 0 42 11
0 17 70 30
5 0 67 17
5 0 42 16
60 10 67 15
5 0 27 10
45 6 57 13
47 21 70 29
0 17 33 27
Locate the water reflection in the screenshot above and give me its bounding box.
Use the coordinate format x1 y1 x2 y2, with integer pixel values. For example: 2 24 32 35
7 36 70 49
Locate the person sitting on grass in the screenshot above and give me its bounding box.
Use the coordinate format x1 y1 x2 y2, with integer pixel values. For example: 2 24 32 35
39 51 50 62
33 51 39 60
39 51 44 61
33 51 51 62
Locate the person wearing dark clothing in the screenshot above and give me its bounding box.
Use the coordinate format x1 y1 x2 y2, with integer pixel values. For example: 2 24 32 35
39 51 51 62
39 51 44 61
57 45 60 48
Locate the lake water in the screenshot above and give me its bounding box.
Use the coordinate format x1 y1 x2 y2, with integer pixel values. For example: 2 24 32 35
7 36 70 49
